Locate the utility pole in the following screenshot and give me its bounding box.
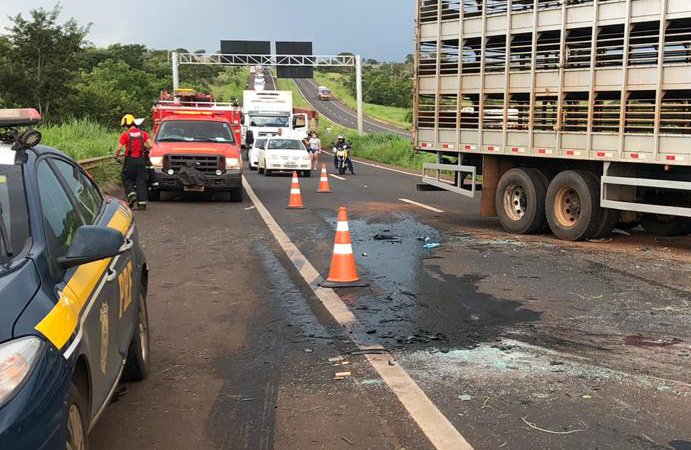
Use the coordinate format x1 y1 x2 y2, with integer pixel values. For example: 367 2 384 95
355 54 364 135
172 51 180 91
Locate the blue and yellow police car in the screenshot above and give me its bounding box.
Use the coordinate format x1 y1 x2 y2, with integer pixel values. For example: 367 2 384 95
0 109 150 449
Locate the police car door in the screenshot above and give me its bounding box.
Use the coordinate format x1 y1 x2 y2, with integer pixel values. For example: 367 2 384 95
37 157 128 413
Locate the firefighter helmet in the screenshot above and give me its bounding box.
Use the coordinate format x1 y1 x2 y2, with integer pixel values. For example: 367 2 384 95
120 114 135 127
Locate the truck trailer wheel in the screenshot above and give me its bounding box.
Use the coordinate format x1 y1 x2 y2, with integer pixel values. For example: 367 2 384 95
640 214 691 236
495 168 547 235
546 170 604 241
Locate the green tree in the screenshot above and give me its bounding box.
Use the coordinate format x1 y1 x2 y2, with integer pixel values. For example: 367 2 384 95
65 59 166 125
0 5 89 118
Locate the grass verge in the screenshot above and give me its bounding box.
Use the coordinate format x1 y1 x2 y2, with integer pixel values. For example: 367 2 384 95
314 72 412 130
41 118 119 160
317 120 434 171
275 78 311 109
210 67 250 102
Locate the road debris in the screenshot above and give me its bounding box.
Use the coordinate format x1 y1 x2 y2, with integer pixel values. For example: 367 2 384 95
458 394 473 401
423 242 440 249
244 205 256 210
521 416 588 435
304 348 313 353
342 436 354 445
334 371 352 380
328 356 344 363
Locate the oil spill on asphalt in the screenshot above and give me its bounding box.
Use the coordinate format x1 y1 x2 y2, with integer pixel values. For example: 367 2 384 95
332 215 541 350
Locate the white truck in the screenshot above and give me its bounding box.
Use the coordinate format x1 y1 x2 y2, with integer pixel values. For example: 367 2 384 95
414 0 691 241
242 91 309 147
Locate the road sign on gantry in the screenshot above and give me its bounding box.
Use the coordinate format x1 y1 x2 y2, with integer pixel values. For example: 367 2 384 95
276 41 313 79
220 40 270 64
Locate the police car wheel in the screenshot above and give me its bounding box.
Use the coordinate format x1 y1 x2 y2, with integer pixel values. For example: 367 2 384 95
66 383 88 450
123 290 150 382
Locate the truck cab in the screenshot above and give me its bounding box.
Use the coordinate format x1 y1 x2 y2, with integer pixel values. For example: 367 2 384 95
242 91 309 145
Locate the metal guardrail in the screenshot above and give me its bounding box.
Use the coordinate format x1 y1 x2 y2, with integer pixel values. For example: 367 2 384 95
78 156 112 170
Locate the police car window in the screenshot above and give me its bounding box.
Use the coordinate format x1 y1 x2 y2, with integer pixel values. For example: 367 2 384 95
51 159 102 224
0 164 30 267
37 161 84 257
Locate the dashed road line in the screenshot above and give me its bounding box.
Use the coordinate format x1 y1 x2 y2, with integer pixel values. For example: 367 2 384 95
329 174 346 181
399 198 445 213
243 177 473 450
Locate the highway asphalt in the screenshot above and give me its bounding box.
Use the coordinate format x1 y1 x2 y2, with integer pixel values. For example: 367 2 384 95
90 156 691 449
292 78 411 137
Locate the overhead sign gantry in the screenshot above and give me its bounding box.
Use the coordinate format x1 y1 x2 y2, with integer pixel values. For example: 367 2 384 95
171 51 365 134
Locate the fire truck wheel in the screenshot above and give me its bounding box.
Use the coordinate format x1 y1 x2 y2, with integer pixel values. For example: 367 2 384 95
495 168 547 235
640 215 691 236
230 188 244 203
546 170 603 241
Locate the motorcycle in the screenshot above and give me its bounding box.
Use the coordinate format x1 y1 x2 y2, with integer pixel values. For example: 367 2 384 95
334 144 351 175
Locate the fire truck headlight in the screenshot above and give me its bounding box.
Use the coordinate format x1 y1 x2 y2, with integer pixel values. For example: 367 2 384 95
225 158 240 170
149 156 163 168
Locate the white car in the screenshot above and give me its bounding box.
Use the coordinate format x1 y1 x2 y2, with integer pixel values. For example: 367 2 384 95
258 137 312 177
248 137 267 170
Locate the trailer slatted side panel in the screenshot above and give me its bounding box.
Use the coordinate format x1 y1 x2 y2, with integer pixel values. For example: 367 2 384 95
415 0 691 166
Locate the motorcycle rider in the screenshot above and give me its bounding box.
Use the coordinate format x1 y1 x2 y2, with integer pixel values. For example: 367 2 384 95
333 134 355 175
115 114 153 209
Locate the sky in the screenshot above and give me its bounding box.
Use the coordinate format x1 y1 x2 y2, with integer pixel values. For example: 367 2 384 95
0 0 416 62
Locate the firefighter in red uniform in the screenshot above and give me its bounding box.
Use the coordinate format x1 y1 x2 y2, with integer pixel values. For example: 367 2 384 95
115 114 153 209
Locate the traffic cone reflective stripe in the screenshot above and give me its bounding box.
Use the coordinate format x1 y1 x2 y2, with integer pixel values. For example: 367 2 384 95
318 163 331 193
287 171 305 209
327 207 361 283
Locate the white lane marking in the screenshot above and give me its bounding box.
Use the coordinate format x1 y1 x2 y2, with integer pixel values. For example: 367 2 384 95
243 176 473 450
329 174 346 181
399 198 445 214
351 158 419 177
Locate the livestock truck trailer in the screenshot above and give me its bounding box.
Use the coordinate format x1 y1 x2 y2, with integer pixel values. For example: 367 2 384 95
414 0 691 240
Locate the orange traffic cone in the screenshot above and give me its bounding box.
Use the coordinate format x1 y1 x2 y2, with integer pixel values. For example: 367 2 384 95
288 171 305 209
320 207 368 288
318 164 331 193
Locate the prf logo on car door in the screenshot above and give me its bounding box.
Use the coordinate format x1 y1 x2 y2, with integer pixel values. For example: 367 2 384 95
118 261 134 319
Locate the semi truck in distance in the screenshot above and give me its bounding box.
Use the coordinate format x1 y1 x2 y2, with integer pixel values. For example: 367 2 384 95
414 0 691 240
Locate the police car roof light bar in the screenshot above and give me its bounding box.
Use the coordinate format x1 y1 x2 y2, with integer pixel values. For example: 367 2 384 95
0 109 42 128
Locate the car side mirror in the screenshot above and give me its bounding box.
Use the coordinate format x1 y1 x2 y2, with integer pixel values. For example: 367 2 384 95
57 225 126 269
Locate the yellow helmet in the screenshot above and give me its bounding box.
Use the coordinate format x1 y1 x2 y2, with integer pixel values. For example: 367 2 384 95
120 114 135 127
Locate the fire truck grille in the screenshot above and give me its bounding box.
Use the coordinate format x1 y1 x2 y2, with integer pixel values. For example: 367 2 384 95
165 155 222 173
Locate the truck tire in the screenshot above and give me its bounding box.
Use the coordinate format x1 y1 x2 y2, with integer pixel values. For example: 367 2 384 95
302 170 312 178
265 169 272 177
65 383 88 450
495 168 547 235
230 188 244 203
591 208 619 239
123 289 150 382
546 170 603 241
640 215 691 236
528 168 550 233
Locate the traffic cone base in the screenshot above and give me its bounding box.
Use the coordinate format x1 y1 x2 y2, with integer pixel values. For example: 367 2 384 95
319 206 369 288
318 163 331 193
288 171 305 209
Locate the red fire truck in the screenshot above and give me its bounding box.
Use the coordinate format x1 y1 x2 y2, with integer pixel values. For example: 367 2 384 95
147 90 245 202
